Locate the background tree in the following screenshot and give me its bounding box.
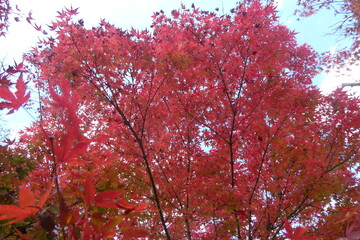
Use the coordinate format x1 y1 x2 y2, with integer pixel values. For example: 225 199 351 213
296 0 360 35
0 1 359 239
0 0 11 37
296 0 360 67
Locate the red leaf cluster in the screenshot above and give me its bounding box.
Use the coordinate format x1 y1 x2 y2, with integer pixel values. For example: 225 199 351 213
0 63 30 114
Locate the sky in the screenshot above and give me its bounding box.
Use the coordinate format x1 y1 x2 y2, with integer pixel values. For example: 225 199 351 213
0 0 359 138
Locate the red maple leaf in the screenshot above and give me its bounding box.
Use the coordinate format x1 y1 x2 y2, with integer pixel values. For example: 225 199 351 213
0 75 30 114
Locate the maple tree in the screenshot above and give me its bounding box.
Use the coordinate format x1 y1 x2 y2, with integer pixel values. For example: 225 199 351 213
0 0 11 37
296 0 360 67
0 1 360 239
296 0 360 33
0 0 35 37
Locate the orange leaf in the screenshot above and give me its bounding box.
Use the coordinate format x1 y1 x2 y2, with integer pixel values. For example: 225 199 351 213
101 215 125 238
19 186 36 208
0 205 37 224
0 205 24 215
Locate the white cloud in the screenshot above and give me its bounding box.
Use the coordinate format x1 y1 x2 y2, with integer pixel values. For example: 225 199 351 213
320 63 360 96
1 108 33 140
319 45 359 96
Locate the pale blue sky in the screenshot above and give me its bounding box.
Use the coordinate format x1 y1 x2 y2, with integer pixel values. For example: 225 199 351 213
0 0 358 138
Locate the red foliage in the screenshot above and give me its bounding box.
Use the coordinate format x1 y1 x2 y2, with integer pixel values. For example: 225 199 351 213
0 0 11 37
0 2 359 239
0 61 30 114
0 74 30 114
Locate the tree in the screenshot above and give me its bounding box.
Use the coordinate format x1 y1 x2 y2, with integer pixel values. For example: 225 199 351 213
0 0 34 37
296 0 360 35
296 0 360 66
0 2 359 239
0 0 11 37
